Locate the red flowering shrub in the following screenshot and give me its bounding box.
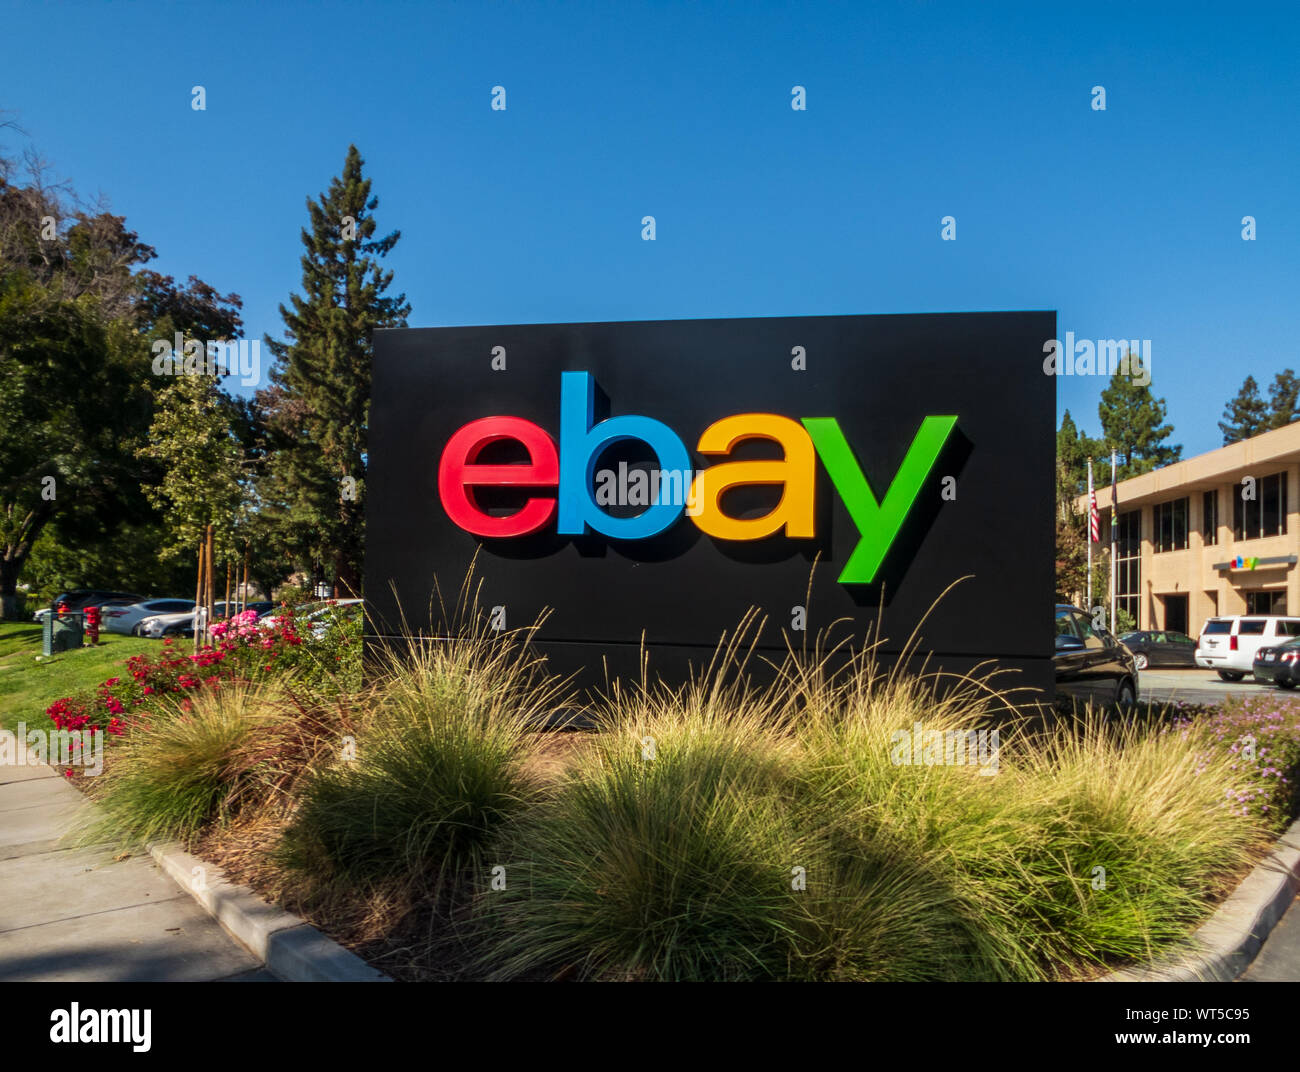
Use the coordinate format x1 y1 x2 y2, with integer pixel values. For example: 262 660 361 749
42 605 347 742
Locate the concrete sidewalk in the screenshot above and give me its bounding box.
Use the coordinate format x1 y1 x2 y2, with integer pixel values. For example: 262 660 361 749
0 761 275 982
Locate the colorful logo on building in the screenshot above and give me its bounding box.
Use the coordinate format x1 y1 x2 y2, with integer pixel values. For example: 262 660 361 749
437 372 958 584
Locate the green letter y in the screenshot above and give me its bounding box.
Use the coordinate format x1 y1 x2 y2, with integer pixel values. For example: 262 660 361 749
802 416 957 584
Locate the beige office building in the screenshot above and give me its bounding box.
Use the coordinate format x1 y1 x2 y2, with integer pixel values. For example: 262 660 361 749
1077 422 1300 638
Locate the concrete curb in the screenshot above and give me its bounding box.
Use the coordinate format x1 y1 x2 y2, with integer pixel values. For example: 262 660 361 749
146 841 391 983
1100 815 1300 982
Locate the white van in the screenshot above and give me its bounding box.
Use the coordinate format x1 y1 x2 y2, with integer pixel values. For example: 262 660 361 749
1195 615 1300 680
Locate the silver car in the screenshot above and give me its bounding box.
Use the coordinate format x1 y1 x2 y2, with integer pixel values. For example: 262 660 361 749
101 598 197 635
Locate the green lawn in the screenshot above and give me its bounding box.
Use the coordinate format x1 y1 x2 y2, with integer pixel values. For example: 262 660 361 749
0 622 155 733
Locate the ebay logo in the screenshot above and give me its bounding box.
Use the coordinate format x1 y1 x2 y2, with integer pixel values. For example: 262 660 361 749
437 372 957 583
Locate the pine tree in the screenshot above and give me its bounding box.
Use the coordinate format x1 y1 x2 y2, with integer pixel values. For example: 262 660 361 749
262 146 410 594
1098 360 1181 479
1219 375 1269 444
1055 413 1108 606
1056 410 1103 501
1267 369 1300 430
1055 459 1089 604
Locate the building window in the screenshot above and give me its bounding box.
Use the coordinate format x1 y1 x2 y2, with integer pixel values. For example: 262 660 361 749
1246 591 1288 616
1154 497 1189 552
1115 509 1141 627
1203 489 1218 546
1234 472 1288 540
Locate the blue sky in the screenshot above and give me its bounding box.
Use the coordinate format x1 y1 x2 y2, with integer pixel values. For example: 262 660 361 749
2 0 1296 458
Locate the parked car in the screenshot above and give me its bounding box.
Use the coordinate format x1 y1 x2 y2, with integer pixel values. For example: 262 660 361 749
213 602 274 633
1195 615 1300 681
1055 604 1139 706
138 608 201 639
35 590 144 620
1117 630 1197 670
101 598 197 635
1252 637 1300 689
138 601 273 638
260 599 361 633
300 599 363 639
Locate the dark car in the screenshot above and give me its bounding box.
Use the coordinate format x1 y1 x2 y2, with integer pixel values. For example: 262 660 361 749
1252 637 1300 689
47 590 145 615
1055 604 1139 706
1117 630 1197 670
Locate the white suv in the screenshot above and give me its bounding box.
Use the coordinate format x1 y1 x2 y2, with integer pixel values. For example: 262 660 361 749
1195 615 1300 681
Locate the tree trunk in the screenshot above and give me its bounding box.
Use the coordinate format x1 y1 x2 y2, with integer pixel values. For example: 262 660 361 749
0 555 22 621
334 549 359 599
0 498 56 620
204 525 215 646
193 536 205 654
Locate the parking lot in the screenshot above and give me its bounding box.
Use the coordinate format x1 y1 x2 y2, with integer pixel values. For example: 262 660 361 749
1139 668 1300 707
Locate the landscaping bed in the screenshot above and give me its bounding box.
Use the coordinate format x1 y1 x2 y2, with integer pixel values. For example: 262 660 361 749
29 604 1300 982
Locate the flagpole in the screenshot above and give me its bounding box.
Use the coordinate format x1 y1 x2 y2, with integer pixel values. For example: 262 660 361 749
1086 459 1094 611
1110 450 1118 632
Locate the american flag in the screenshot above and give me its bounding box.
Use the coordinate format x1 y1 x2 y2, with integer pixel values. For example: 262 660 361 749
1089 485 1100 542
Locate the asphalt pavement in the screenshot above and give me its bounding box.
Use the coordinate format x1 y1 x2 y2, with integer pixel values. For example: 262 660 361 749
1139 668 1300 707
1241 894 1300 981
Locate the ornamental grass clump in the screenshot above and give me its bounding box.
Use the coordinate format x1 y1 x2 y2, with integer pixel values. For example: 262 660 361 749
475 631 806 981
789 636 1266 977
277 589 569 897
782 637 1046 981
785 585 1273 978
77 679 292 848
1009 713 1265 973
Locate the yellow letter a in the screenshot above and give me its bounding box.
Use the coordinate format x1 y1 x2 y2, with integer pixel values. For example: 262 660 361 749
690 414 815 540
